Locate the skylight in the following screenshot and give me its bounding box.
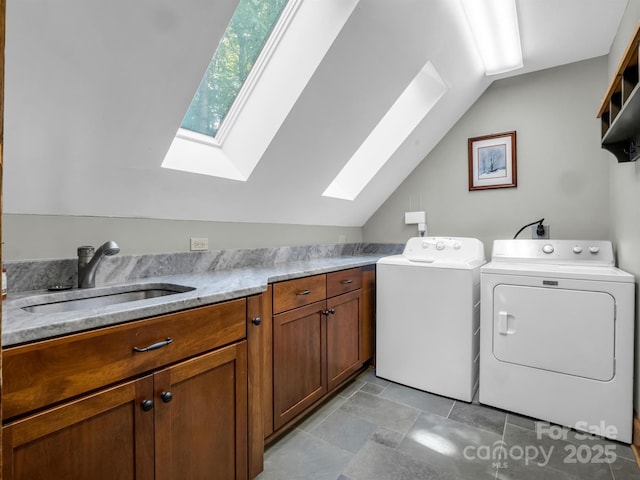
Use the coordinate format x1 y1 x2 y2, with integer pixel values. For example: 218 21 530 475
323 61 448 201
460 0 523 75
162 0 361 182
181 0 289 138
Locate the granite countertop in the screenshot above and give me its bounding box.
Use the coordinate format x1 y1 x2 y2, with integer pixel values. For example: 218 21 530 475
2 255 382 347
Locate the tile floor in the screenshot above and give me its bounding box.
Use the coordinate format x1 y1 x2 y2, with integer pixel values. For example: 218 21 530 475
256 368 640 480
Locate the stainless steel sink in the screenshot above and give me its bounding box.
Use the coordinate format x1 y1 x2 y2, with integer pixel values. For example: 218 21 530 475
21 284 195 314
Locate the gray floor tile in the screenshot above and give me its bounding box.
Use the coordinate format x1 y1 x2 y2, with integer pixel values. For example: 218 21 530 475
448 401 507 436
310 409 378 454
371 426 406 448
398 412 500 480
380 382 455 417
257 429 353 480
506 412 538 431
337 379 366 398
360 382 385 395
610 442 635 462
611 456 640 480
344 440 465 480
494 458 576 480
258 376 640 480
357 368 391 387
298 394 348 432
503 423 614 480
339 391 421 434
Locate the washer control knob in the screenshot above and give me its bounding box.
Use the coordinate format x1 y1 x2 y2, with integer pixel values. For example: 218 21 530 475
542 244 554 254
573 246 583 254
453 242 461 250
589 246 600 254
436 241 445 251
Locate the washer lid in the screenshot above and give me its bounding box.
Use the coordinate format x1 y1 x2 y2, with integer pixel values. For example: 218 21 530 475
378 237 485 268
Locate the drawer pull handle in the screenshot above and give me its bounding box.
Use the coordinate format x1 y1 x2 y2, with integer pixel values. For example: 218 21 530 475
133 337 173 353
297 289 312 296
341 279 353 284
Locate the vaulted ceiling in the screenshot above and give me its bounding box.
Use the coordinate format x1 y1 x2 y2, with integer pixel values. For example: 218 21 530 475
4 0 628 226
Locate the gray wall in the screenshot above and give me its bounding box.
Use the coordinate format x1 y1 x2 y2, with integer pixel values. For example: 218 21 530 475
3 214 362 260
363 56 611 257
607 0 640 413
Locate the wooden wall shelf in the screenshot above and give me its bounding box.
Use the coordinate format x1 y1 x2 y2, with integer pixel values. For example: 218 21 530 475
598 21 640 162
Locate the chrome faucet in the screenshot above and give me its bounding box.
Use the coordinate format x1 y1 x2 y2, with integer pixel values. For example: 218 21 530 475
77 240 120 288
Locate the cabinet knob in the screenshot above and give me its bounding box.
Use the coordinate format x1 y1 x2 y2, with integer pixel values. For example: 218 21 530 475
329 308 335 315
252 317 262 326
141 399 154 412
161 391 173 403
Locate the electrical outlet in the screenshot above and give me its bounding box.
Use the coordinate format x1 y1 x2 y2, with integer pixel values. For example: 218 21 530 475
531 225 550 239
190 237 209 251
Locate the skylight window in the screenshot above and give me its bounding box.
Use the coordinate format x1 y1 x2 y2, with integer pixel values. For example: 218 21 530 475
323 61 448 201
181 0 289 138
162 0 360 181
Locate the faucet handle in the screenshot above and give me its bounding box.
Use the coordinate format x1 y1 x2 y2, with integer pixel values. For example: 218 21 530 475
77 246 95 257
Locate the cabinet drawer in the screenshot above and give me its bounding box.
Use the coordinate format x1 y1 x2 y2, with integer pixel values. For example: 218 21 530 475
3 298 246 420
327 268 362 297
272 275 326 314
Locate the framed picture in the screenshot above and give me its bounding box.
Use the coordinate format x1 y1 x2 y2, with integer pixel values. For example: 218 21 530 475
468 131 517 191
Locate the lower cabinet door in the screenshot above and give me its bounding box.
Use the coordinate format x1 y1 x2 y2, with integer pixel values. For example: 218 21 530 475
327 290 361 391
154 341 248 480
3 376 155 480
273 301 327 430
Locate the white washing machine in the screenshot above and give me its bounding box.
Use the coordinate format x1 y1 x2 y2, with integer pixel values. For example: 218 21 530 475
480 239 635 443
376 236 485 402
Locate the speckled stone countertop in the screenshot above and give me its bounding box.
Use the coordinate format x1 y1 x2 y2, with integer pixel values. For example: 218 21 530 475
2 255 385 347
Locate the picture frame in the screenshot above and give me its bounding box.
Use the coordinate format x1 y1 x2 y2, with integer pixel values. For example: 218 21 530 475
468 131 517 191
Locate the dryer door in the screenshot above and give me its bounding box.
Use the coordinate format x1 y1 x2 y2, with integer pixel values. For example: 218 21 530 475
493 284 615 381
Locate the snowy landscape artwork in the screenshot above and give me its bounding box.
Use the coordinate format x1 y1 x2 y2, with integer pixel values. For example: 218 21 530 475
468 131 517 191
478 145 507 179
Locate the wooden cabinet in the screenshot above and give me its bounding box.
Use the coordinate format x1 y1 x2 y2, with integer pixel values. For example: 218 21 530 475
3 377 155 480
326 289 360 390
273 301 327 430
154 343 247 480
2 299 251 480
598 21 640 162
360 264 376 363
271 267 367 433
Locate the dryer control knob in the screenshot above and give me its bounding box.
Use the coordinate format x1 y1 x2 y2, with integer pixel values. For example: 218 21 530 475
589 246 600 254
453 242 461 250
436 241 445 250
573 246 583 254
542 244 554 254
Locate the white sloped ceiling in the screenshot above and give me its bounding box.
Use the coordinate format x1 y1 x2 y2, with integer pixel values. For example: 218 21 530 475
4 0 628 226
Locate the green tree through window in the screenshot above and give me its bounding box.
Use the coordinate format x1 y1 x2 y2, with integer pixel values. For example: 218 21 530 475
181 0 289 137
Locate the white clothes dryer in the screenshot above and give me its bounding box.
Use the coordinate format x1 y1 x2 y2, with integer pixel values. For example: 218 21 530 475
376 237 485 402
479 239 635 443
